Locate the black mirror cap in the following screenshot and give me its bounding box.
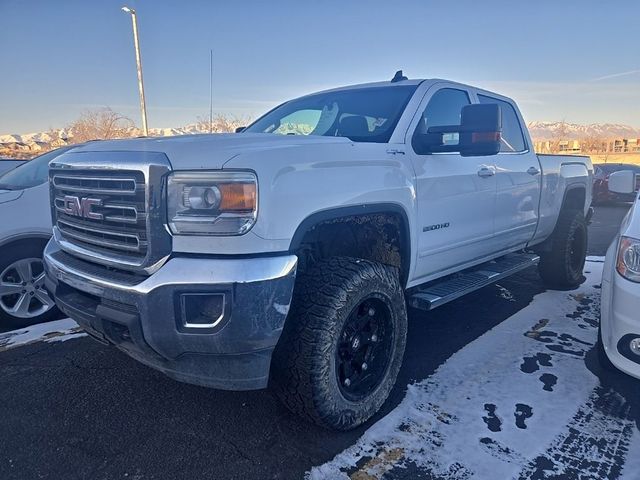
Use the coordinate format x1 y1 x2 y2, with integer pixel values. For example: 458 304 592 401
235 127 246 133
459 104 502 157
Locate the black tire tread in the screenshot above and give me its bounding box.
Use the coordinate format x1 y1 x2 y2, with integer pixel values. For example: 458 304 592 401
271 256 407 430
538 209 587 289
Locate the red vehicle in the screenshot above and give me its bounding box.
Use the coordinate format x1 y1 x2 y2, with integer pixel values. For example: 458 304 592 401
592 163 640 205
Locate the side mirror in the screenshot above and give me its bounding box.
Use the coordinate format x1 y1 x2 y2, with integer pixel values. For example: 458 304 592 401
235 127 246 133
414 104 502 156
608 170 637 194
458 104 502 157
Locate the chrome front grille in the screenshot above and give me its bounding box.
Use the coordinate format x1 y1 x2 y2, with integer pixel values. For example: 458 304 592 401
52 174 139 195
52 170 149 259
49 150 173 275
56 217 144 252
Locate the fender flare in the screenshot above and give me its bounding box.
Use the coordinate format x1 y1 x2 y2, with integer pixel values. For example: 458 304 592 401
535 185 587 253
0 232 51 249
288 203 412 285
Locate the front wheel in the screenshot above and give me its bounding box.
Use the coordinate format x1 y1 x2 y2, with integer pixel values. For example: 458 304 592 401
538 209 587 289
271 257 407 430
0 243 59 330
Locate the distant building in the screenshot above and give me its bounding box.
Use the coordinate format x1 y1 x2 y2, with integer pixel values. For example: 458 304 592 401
609 138 640 153
534 138 640 154
559 140 581 153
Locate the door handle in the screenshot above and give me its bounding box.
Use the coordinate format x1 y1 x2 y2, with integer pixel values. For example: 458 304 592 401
527 166 541 176
477 166 496 178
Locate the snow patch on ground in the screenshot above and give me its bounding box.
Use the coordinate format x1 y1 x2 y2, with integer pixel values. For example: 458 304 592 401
621 428 640 479
0 318 85 351
495 284 516 302
308 259 637 479
273 302 290 315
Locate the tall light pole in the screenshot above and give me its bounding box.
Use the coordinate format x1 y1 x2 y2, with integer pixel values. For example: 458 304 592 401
121 6 148 136
209 49 213 133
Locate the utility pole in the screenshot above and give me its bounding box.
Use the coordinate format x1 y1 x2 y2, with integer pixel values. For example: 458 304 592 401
209 49 213 133
121 6 149 136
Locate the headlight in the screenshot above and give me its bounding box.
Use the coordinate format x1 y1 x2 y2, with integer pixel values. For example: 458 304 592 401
616 236 640 282
167 171 257 235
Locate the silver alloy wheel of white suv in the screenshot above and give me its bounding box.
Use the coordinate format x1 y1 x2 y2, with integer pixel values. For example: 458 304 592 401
0 257 55 319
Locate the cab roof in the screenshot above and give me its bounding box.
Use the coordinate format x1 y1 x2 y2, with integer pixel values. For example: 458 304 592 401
308 77 512 104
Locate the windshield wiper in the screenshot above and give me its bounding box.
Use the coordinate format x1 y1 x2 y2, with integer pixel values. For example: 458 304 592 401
0 183 18 191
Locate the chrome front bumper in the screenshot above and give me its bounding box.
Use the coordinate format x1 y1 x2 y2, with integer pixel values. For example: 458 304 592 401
44 239 298 390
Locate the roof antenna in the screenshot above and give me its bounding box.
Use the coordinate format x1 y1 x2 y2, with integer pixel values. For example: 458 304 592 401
391 70 408 83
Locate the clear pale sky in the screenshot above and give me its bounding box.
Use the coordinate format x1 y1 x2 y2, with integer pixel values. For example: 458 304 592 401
1 0 638 134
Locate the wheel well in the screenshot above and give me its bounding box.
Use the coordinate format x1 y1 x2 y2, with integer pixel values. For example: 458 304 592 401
533 187 586 254
0 236 49 255
292 210 410 287
562 187 586 212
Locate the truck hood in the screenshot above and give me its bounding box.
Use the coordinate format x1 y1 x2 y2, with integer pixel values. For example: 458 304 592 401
69 133 352 170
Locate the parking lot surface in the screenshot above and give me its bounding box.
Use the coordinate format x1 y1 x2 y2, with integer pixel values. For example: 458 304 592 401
0 205 637 480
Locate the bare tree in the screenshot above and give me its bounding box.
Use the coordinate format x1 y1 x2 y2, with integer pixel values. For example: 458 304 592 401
67 108 138 143
580 135 607 155
195 114 251 134
548 120 570 154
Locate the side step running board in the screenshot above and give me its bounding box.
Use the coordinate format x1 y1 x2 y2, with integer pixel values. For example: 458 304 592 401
408 253 540 311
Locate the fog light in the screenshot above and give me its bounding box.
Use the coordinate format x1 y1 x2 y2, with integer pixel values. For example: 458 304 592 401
630 338 640 356
180 293 226 329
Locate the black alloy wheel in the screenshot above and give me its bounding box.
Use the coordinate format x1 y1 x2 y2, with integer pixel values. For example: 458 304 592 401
336 296 394 402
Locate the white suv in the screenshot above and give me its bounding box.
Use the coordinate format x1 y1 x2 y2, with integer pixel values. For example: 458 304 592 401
599 169 640 378
0 146 74 329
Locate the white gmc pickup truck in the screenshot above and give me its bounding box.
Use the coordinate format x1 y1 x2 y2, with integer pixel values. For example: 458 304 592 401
44 73 593 430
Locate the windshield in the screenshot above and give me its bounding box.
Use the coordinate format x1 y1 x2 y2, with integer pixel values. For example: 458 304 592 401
244 85 418 143
0 146 74 190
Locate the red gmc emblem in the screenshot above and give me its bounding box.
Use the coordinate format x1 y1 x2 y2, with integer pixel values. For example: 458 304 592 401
62 195 104 220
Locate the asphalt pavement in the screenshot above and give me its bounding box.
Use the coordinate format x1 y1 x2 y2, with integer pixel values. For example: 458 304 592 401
0 205 636 480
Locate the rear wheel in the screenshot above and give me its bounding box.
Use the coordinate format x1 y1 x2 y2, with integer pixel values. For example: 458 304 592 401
0 242 58 330
271 257 407 430
538 209 587 289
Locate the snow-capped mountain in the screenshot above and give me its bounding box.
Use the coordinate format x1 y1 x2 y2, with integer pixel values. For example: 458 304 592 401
148 124 206 137
2 121 640 148
0 129 74 145
527 121 640 140
0 124 206 146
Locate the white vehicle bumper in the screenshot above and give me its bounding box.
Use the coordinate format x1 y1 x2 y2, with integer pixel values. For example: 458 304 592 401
601 240 640 379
